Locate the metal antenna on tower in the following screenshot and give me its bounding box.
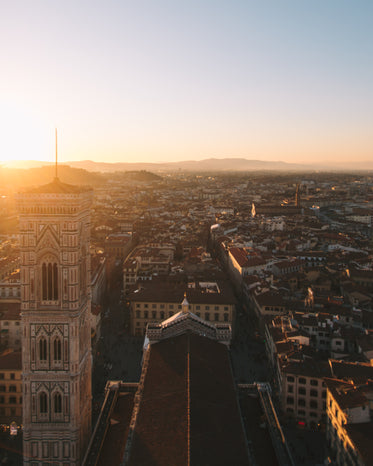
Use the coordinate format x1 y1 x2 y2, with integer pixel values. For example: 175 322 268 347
55 128 58 180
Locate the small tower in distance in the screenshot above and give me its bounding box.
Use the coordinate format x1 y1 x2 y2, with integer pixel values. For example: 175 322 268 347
295 183 301 208
181 292 189 314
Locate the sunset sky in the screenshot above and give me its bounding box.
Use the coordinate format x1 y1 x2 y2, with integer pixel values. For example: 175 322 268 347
1 1 372 166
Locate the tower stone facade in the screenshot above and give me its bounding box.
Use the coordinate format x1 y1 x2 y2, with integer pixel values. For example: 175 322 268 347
17 178 92 465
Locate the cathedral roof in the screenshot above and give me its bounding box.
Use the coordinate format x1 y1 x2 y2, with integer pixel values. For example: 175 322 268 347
160 309 206 327
86 333 249 465
127 332 250 465
144 308 232 349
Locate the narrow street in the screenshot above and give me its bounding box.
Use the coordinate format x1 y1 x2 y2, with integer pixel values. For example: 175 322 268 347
92 267 143 416
230 303 271 384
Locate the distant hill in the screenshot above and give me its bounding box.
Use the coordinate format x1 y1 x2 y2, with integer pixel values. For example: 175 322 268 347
3 157 373 174
65 158 317 172
58 157 373 172
0 165 105 191
0 164 162 191
113 170 162 182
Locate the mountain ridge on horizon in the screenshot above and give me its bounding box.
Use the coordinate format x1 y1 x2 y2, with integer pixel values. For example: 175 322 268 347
2 157 373 172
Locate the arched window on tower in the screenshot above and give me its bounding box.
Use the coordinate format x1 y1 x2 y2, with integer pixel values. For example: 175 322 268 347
53 263 58 300
39 392 48 414
53 338 62 362
48 263 52 297
39 337 47 361
54 393 62 414
42 263 47 300
42 261 58 301
81 260 86 295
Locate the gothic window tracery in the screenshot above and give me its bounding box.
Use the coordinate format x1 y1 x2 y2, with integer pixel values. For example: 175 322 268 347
39 337 47 361
39 392 48 414
53 392 62 414
42 261 58 301
53 338 62 361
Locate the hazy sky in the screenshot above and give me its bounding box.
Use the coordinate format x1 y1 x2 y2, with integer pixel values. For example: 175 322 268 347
1 0 372 165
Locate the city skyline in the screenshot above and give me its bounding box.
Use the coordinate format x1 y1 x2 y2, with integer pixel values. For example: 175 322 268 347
1 1 372 166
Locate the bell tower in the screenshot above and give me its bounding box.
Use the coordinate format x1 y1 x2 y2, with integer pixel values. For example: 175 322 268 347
17 176 93 465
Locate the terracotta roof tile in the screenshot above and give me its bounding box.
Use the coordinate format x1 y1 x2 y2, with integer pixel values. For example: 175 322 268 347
128 333 250 466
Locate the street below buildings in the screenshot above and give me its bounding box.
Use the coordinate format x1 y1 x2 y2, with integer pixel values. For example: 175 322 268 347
92 286 143 416
230 303 271 384
282 424 326 466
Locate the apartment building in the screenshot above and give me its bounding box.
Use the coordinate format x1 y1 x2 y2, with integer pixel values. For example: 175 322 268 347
325 377 373 466
0 303 21 351
0 351 22 425
281 359 330 429
128 278 236 336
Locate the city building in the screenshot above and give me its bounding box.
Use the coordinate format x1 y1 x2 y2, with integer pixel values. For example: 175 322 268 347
16 176 93 465
122 243 175 293
0 351 22 426
128 278 236 336
325 377 373 465
0 270 21 301
0 302 21 351
281 359 330 429
122 258 139 292
104 233 132 258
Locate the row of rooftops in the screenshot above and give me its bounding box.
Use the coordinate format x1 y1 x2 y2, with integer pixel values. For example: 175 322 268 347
3 171 373 245
3 173 372 291
89 172 371 264
128 276 236 305
269 314 373 463
267 307 373 353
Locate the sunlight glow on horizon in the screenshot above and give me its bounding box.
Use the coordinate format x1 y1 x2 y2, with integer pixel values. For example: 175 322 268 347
1 1 372 168
0 101 53 162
